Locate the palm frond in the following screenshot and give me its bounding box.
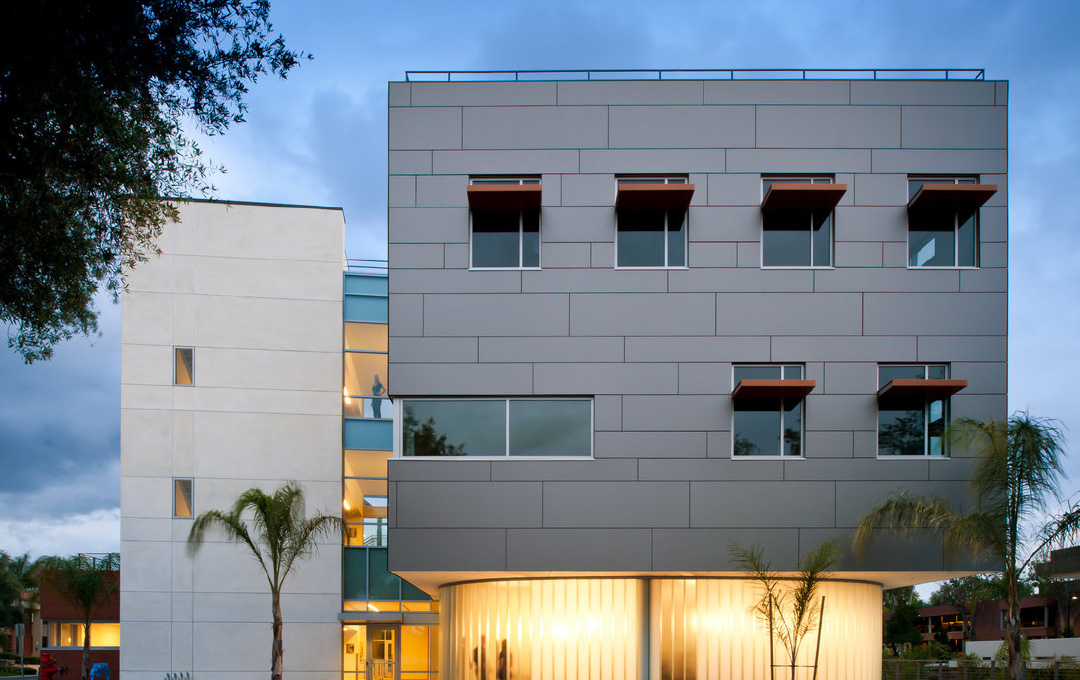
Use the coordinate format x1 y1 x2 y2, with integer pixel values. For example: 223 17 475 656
853 491 959 558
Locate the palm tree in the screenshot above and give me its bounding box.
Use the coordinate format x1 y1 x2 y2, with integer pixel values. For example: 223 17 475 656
854 413 1080 680
187 481 342 680
37 553 119 680
731 541 838 680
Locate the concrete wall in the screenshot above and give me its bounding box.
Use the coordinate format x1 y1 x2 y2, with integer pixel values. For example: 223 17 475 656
120 201 345 680
387 79 1007 581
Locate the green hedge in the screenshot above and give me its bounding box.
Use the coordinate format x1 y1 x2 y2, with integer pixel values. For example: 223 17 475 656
0 651 40 664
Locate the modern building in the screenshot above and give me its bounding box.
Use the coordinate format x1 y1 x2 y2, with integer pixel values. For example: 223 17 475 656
386 70 1006 680
119 201 438 680
119 69 1007 680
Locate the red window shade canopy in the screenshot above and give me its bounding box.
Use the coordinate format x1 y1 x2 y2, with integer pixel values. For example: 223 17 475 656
467 184 542 211
615 183 695 210
907 184 997 212
732 379 816 400
761 183 847 211
877 379 967 406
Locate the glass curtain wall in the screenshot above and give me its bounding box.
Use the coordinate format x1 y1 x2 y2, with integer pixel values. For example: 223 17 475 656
341 293 437 679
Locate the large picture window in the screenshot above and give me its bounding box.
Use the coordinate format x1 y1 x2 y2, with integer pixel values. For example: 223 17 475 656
616 177 689 268
401 399 592 457
878 364 952 456
732 365 808 457
469 178 541 269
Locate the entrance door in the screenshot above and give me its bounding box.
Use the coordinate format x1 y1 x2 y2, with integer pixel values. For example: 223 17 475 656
366 624 399 680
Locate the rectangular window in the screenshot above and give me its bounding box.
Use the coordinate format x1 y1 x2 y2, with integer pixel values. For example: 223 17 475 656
344 322 392 420
878 364 950 456
908 177 980 268
761 177 835 268
45 622 120 649
174 347 193 385
469 178 541 269
401 399 592 458
732 365 805 457
173 479 193 518
616 177 688 268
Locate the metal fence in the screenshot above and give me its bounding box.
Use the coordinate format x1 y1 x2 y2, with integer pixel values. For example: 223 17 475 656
346 258 388 275
404 68 986 82
883 659 1080 680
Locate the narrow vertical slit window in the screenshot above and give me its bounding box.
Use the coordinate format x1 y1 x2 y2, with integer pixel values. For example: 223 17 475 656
174 347 194 385
174 479 193 518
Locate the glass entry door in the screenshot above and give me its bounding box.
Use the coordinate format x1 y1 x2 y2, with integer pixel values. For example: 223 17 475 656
367 624 399 680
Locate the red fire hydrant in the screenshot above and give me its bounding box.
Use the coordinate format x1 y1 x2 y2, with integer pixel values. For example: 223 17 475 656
39 652 60 680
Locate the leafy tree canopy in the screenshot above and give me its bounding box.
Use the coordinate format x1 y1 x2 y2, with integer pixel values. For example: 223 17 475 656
0 0 306 361
884 599 924 655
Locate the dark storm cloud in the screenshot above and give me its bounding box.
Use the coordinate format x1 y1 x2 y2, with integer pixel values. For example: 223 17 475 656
0 292 120 518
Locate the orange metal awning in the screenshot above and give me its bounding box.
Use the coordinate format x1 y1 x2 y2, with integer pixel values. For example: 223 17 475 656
615 183 695 210
467 184 542 211
877 379 968 405
907 184 997 211
732 379 816 400
761 183 847 211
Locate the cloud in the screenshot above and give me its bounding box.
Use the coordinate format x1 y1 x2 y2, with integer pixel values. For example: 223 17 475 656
0 507 120 559
0 291 120 519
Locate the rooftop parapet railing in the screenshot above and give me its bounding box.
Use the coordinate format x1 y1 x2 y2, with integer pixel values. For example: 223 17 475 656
405 68 986 82
346 258 388 275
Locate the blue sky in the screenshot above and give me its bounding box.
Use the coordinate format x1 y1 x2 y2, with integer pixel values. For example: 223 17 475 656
1 0 1079 564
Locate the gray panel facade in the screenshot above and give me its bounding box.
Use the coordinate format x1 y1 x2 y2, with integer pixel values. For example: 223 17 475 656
387 78 1007 584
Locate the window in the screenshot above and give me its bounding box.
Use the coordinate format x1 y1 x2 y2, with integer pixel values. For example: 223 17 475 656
45 622 120 648
761 177 840 267
343 449 391 547
344 322 392 420
877 364 957 456
732 365 808 457
468 178 541 269
616 177 690 268
401 399 592 457
173 479 193 518
174 347 193 385
907 177 992 268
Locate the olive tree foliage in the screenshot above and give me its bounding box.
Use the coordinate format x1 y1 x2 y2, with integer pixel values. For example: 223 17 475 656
0 0 307 361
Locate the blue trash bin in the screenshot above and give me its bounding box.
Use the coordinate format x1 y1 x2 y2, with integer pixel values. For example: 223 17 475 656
90 662 110 680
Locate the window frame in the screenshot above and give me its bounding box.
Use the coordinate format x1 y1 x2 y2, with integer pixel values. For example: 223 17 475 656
44 621 120 650
396 397 595 460
906 176 981 269
876 363 952 459
174 346 194 386
173 478 193 518
468 177 542 270
343 322 391 421
760 176 836 269
731 364 807 459
615 176 689 270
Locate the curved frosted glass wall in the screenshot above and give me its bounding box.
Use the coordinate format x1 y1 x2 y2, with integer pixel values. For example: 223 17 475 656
651 578 881 680
442 578 881 680
441 579 647 680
